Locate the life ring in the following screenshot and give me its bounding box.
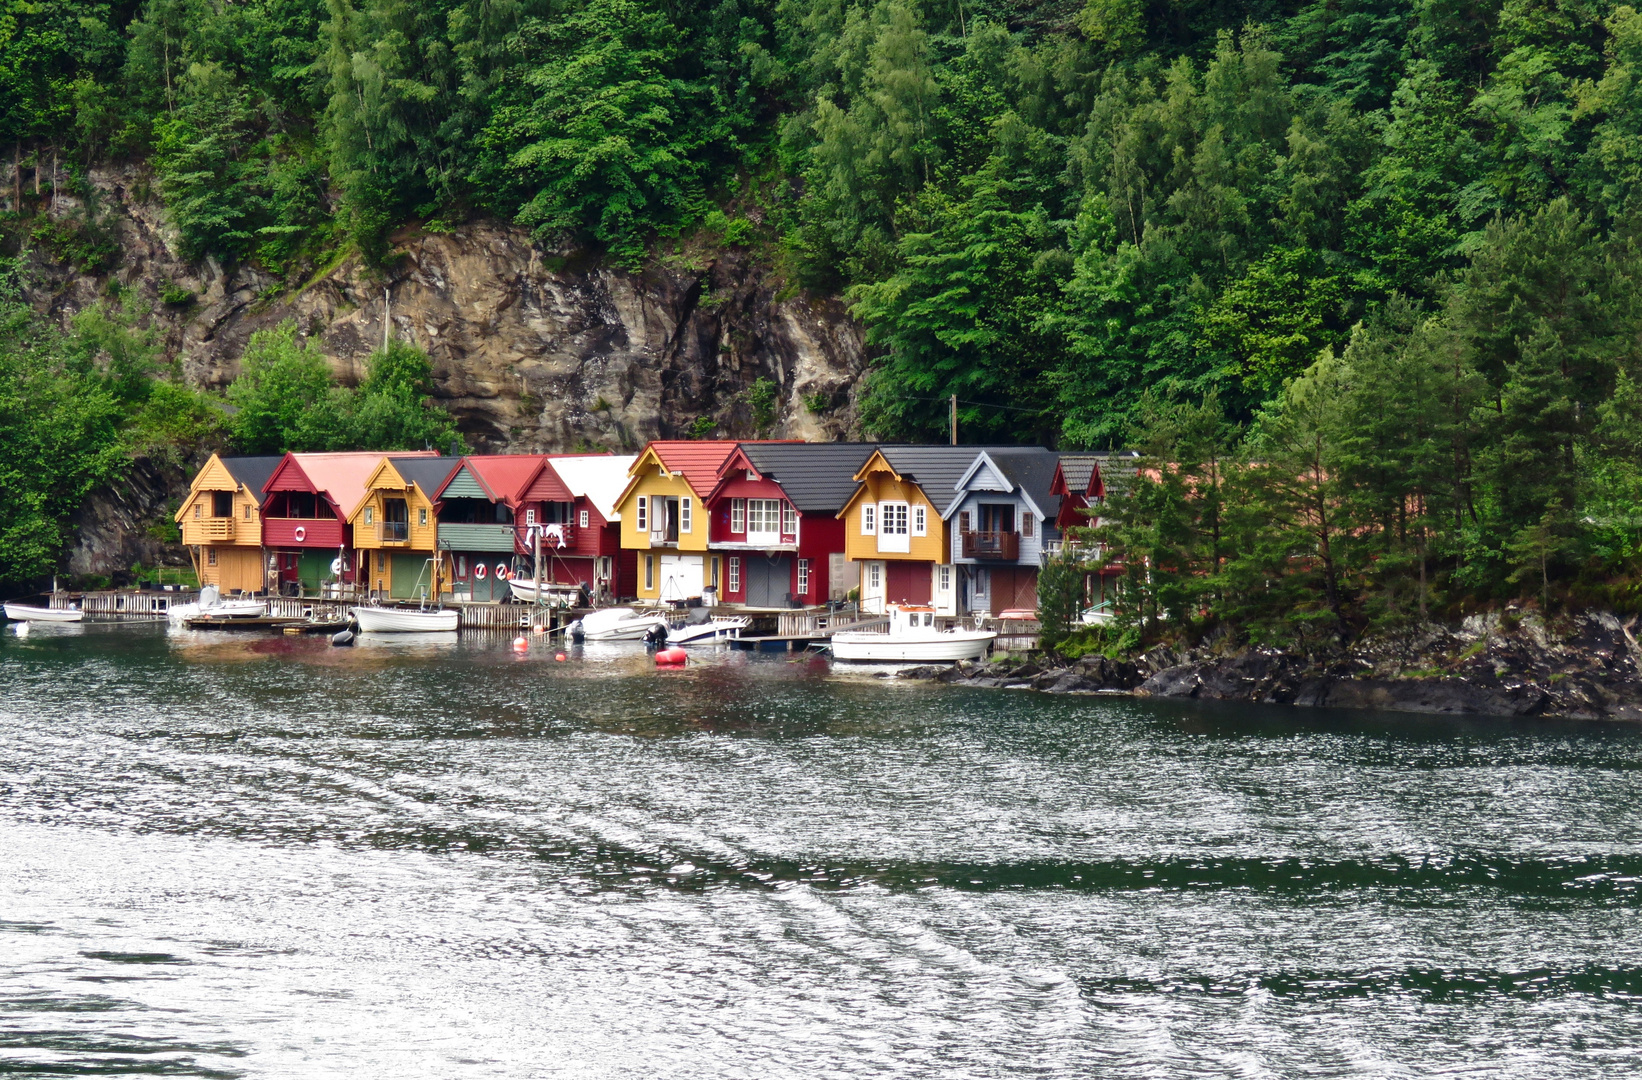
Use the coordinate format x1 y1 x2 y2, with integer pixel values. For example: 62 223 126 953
294 526 306 542
496 564 511 581
475 563 488 580
330 557 343 575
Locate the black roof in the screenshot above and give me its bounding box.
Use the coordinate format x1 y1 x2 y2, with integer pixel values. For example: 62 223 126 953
388 455 463 496
1055 454 1102 495
874 445 1043 515
978 448 1063 523
220 456 284 500
738 442 880 513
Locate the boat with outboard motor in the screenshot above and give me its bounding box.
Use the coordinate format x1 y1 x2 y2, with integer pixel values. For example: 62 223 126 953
666 610 751 645
829 604 997 662
352 604 459 633
168 585 266 623
565 606 669 642
2 601 83 623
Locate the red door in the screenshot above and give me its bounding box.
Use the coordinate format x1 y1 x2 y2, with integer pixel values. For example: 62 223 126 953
885 561 932 605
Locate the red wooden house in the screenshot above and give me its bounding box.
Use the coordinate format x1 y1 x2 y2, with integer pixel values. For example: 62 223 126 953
261 451 434 592
514 454 638 602
705 443 877 608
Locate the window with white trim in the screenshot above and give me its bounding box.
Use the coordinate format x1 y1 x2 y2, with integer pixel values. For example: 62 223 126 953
525 509 536 526
419 508 428 526
782 503 797 534
681 497 692 532
194 504 202 519
579 509 589 528
364 506 374 525
861 503 876 535
912 505 926 536
868 562 881 590
797 558 810 594
883 503 908 535
636 496 648 532
1022 512 1034 538
731 498 745 532
747 499 781 539
938 564 951 592
644 555 654 590
728 557 741 593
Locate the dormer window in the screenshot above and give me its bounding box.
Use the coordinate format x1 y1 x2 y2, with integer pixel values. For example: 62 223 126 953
746 470 757 481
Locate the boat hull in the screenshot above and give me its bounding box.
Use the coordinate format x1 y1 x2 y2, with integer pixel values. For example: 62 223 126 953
667 618 750 645
508 580 583 605
830 630 995 662
352 607 459 633
3 603 83 623
573 607 668 641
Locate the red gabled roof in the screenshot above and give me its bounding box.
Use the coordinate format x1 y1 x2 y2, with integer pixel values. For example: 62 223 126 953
454 454 550 507
646 440 796 499
520 457 575 503
265 451 434 520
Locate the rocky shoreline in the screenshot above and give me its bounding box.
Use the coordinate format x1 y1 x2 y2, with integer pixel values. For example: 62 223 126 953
898 611 1642 721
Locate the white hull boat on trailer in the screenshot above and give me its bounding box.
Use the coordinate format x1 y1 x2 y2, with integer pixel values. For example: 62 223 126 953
168 585 265 624
830 604 996 662
667 615 751 645
3 602 83 623
352 605 460 633
566 607 668 642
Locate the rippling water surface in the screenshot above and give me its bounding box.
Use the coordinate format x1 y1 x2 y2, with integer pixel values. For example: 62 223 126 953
2 622 1641 1077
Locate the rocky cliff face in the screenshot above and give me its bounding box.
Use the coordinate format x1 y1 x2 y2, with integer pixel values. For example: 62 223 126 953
29 164 866 452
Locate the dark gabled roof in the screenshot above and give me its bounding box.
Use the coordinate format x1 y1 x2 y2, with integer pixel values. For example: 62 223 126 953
389 456 463 498
982 448 1063 523
874 445 1037 515
1087 451 1141 492
1055 454 1102 497
220 456 283 500
737 442 879 513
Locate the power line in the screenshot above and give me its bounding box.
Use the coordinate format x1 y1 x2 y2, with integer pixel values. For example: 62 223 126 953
897 394 1045 415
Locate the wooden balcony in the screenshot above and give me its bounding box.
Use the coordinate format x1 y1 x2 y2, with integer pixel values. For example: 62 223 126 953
962 529 1020 561
189 517 235 542
378 521 410 544
263 517 344 548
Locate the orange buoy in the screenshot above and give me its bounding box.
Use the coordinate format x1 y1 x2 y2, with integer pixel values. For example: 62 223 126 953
554 652 567 662
512 635 529 651
655 647 687 666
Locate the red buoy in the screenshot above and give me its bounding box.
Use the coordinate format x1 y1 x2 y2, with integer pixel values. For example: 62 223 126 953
655 647 687 666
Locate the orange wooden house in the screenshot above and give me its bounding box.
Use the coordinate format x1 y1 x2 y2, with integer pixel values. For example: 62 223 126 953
174 454 283 593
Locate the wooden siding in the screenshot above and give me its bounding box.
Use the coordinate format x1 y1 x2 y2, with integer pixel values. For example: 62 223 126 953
840 466 949 564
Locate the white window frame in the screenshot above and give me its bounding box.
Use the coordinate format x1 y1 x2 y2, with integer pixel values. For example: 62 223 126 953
525 508 536 526
938 564 951 592
747 499 782 542
576 509 586 528
731 498 746 533
912 505 926 536
868 562 881 590
644 554 654 591
878 502 910 554
728 556 741 593
419 507 428 527
636 495 648 533
194 504 202 519
364 506 374 525
681 497 692 533
782 503 797 535
861 503 876 535
797 558 809 594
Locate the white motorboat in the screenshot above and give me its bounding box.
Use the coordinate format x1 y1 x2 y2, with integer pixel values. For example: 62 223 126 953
667 613 751 645
2 602 83 623
566 607 669 642
508 579 584 606
168 585 265 623
352 605 460 633
830 604 996 662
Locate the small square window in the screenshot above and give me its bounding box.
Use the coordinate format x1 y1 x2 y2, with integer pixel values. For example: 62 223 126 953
206 548 217 566
579 509 589 528
419 508 428 527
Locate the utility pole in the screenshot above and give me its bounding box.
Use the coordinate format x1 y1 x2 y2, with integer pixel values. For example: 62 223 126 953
950 394 958 445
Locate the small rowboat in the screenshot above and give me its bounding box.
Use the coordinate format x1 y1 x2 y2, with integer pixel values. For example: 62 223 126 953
352 605 459 633
3 602 83 623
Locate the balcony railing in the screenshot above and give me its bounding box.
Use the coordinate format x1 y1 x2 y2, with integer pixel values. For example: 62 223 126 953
378 521 409 543
524 523 577 549
649 529 678 546
962 529 1020 560
196 517 235 541
437 522 517 552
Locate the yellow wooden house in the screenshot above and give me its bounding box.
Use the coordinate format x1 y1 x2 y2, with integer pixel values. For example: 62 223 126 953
348 456 462 600
611 440 744 602
175 454 284 593
837 447 980 615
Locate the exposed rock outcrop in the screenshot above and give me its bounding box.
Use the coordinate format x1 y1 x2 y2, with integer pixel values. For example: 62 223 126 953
903 611 1642 721
28 164 867 452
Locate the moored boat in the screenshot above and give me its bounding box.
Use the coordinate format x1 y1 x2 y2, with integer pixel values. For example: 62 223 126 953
830 604 996 662
352 605 460 633
508 579 584 606
3 602 84 623
566 606 669 642
168 585 266 623
666 613 751 645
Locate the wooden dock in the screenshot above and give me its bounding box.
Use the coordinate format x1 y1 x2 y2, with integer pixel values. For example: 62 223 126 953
730 613 889 651
55 590 570 634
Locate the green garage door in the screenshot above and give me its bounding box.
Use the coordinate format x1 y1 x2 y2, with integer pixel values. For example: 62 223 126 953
297 551 330 591
391 554 436 600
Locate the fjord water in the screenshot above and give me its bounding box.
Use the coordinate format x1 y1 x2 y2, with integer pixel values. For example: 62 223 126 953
1 625 1640 1078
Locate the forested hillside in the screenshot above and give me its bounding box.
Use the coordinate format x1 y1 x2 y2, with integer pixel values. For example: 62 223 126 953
6 1 1642 617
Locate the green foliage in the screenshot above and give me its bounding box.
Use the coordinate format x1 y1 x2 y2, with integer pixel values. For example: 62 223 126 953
1034 546 1086 651
745 375 779 434
226 321 461 453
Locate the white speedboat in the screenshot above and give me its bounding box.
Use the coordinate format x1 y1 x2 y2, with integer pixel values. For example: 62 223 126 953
830 604 996 662
353 605 460 632
667 613 751 645
168 585 265 623
3 602 83 623
566 607 668 642
508 579 584 605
